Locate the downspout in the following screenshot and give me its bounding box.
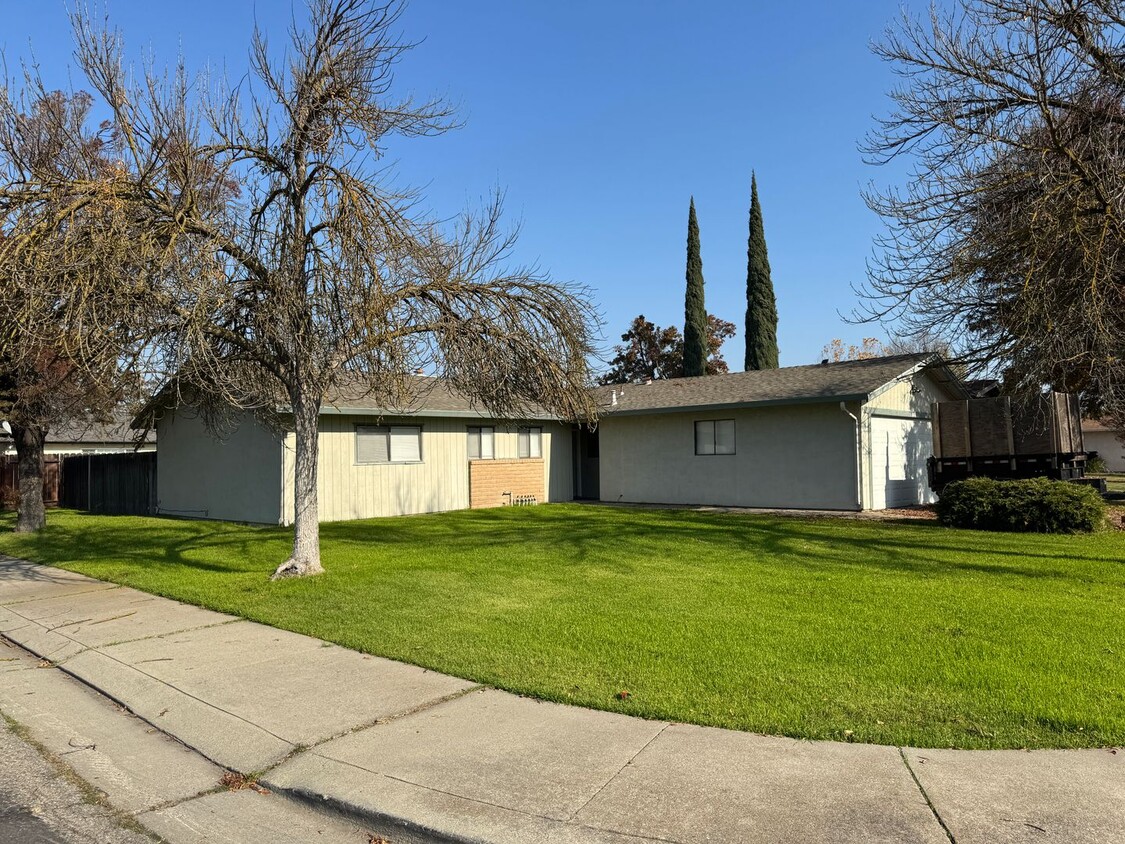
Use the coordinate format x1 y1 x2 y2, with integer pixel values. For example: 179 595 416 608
840 402 864 511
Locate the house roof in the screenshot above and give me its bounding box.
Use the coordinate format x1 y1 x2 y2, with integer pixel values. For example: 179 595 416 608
963 378 1002 398
132 354 965 427
595 354 964 416
133 375 560 426
320 377 558 420
2 412 155 445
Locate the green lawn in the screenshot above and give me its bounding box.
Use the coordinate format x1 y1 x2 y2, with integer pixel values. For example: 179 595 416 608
2 505 1123 750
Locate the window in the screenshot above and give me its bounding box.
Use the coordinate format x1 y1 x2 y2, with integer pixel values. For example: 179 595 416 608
467 426 495 460
694 419 735 455
518 426 542 459
356 425 422 464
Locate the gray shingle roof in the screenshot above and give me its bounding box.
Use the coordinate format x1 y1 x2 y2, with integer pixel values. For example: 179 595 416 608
3 412 155 445
323 376 558 420
595 354 946 415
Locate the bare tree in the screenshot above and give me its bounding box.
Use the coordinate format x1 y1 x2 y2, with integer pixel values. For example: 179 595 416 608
0 91 143 531
862 0 1125 421
821 337 884 363
33 0 597 576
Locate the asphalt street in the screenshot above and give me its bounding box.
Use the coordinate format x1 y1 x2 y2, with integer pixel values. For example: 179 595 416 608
0 718 153 844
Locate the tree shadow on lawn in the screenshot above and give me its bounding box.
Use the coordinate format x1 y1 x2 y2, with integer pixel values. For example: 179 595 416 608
322 505 1124 586
0 512 289 576
3 508 1120 589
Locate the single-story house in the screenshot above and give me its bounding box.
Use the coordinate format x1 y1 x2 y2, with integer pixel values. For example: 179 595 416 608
595 353 965 511
142 380 574 524
1082 418 1125 472
1 414 155 457
139 353 965 523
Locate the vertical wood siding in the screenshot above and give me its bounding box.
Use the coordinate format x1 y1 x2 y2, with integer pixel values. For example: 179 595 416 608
283 416 574 523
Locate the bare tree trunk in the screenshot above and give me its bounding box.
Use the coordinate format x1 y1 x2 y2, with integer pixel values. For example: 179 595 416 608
12 424 46 533
271 387 324 579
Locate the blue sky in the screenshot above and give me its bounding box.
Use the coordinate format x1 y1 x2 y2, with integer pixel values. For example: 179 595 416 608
3 1 919 369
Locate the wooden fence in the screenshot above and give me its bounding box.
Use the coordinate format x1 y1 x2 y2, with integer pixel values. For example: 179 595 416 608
59 452 157 516
1 455 61 508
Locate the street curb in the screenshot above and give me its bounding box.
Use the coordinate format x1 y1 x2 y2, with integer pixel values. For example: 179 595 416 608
257 779 473 844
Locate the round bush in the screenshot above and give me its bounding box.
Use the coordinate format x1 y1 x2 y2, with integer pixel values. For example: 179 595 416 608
936 477 1106 533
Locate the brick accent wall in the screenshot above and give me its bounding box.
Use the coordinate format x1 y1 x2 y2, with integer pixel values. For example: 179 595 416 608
469 458 545 509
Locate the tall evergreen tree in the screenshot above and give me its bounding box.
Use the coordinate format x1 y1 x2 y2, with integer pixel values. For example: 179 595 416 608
745 173 779 370
683 197 708 377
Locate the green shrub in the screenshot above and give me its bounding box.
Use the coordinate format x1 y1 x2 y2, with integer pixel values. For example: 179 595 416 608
1086 454 1108 474
936 477 1106 533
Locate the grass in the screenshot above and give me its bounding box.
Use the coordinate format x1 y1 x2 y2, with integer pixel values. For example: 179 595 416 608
1 504 1123 750
1095 473 1125 495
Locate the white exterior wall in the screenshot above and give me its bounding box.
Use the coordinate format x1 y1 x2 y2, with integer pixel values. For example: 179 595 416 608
598 402 860 510
861 370 956 509
156 408 283 524
1085 429 1125 472
283 416 573 523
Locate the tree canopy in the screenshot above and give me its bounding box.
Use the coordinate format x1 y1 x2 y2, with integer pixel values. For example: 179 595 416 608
863 0 1125 422
1 0 599 573
744 174 778 370
600 313 735 384
683 198 708 377
0 91 145 531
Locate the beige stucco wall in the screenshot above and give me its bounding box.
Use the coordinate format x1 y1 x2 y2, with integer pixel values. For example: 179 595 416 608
156 408 283 523
283 416 573 523
1085 429 1125 472
598 402 860 510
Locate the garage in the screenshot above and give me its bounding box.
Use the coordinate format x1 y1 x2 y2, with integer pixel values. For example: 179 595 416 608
869 415 935 509
596 354 965 512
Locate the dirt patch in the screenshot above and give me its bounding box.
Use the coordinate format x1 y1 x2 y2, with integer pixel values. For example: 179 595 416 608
872 505 938 522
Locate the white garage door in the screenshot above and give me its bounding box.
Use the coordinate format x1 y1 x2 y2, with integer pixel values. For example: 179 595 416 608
869 416 934 510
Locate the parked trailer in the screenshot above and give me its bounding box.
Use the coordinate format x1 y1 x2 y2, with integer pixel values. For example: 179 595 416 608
927 392 1086 492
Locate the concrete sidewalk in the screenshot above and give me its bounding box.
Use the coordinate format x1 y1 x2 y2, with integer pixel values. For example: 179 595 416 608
1 557 1121 843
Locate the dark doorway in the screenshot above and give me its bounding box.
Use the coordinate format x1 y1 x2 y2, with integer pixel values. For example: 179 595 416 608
573 427 600 500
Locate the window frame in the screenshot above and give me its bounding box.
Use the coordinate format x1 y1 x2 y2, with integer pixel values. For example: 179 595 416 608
517 425 543 459
694 419 736 456
354 423 424 465
466 425 495 460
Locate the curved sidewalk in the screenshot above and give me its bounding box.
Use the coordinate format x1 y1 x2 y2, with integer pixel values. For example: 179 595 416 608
1 557 1120 843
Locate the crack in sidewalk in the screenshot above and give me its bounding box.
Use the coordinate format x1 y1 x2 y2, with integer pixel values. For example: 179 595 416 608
899 747 956 844
568 722 671 822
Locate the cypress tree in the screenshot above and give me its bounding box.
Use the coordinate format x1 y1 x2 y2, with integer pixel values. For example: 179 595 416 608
683 197 708 377
745 173 779 370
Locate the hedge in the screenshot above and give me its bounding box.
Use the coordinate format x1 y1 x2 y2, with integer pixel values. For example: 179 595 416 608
936 477 1106 533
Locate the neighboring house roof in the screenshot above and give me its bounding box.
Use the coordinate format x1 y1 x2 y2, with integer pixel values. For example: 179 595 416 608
596 354 965 416
963 378 1002 398
1 412 155 447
